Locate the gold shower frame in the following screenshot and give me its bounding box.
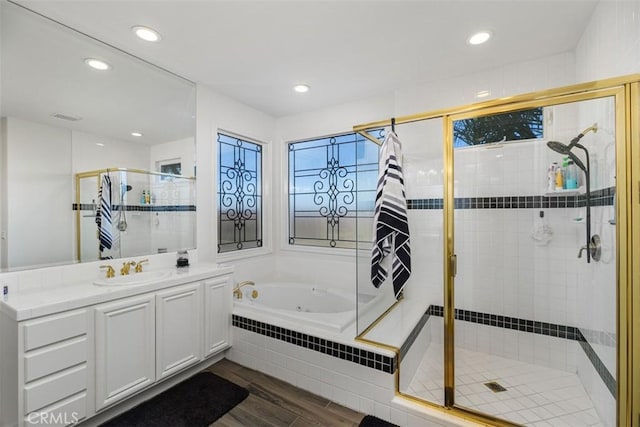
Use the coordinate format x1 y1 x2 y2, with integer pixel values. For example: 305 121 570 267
74 167 196 262
353 74 640 427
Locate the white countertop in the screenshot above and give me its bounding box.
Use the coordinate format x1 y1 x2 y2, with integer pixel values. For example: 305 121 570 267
0 263 233 321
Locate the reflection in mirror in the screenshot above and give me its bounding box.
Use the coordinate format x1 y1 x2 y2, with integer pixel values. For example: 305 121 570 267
76 168 195 263
0 2 197 271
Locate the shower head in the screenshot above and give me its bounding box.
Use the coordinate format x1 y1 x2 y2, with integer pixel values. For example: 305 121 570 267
546 140 570 155
546 123 597 172
546 124 598 264
546 140 587 172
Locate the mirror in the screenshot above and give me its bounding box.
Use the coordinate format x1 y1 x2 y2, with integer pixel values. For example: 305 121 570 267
0 2 197 271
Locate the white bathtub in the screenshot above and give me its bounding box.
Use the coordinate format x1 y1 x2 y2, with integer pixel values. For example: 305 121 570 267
233 282 374 333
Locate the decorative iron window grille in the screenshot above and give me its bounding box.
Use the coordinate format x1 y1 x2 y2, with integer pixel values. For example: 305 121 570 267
454 107 544 148
217 132 262 253
288 131 381 249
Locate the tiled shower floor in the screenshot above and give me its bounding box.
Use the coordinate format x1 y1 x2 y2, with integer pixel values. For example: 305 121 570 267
405 342 604 426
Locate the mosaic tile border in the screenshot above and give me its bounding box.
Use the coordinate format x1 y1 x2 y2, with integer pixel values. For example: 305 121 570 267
73 203 196 212
422 305 616 398
430 305 580 339
407 186 615 210
399 306 432 362
232 314 396 374
576 329 617 398
580 327 617 349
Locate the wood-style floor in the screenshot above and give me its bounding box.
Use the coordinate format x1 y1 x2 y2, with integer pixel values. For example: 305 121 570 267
206 358 366 427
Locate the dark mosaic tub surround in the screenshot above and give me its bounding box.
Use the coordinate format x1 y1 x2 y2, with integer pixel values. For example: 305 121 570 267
232 315 396 374
407 186 615 210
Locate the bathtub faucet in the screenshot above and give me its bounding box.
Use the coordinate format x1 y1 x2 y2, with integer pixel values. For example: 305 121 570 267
233 280 256 300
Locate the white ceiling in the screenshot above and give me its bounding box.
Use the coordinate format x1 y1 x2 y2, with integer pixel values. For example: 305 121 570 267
13 0 598 118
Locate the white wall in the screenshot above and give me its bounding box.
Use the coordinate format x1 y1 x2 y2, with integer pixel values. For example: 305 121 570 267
2 117 73 269
71 129 150 174
575 0 640 83
0 118 6 268
573 1 639 423
149 137 195 177
195 85 277 266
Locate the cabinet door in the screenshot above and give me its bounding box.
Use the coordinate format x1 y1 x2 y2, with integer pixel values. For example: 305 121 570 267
203 277 231 357
156 283 202 380
94 294 155 411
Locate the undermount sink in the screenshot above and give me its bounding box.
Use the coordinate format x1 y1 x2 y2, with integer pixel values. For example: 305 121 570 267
94 270 173 286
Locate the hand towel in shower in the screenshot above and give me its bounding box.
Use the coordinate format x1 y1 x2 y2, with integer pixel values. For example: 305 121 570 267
371 130 411 299
95 174 113 251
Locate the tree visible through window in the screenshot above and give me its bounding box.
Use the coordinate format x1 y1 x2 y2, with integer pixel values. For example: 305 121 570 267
217 132 262 253
454 107 543 147
288 131 379 249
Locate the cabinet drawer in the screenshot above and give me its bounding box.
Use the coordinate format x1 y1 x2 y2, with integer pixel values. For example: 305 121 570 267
24 392 87 426
23 310 87 351
24 336 87 383
24 364 87 414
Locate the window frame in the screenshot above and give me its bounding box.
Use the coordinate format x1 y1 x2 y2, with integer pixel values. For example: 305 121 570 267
453 106 545 148
284 130 380 253
216 130 268 259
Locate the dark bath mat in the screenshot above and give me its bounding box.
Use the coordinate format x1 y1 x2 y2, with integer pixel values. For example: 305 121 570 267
100 371 249 427
359 415 400 427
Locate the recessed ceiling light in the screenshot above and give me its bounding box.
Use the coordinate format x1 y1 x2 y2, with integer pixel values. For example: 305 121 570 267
131 132 143 137
84 58 111 71
95 143 105 147
132 26 161 42
293 84 310 93
476 90 491 98
468 31 492 45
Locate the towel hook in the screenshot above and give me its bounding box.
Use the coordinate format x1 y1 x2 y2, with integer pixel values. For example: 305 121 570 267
391 117 396 133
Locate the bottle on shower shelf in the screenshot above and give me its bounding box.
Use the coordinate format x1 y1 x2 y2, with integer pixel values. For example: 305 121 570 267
548 162 558 193
565 160 578 189
555 163 563 191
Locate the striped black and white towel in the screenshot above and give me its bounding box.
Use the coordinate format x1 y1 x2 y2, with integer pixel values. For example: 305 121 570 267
96 174 113 251
371 130 411 299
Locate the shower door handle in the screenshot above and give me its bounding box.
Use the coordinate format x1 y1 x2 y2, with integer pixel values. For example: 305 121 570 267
450 254 457 278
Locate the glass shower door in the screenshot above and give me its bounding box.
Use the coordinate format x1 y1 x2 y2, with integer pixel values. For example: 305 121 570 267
450 94 619 426
354 118 447 408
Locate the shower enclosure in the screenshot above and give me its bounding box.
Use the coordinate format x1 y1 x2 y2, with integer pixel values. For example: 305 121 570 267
75 168 196 262
353 75 640 427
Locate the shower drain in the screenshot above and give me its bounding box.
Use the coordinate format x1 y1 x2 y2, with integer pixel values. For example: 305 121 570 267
484 381 507 393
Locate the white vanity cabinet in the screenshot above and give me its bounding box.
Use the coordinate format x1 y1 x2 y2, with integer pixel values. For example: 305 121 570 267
203 277 232 357
0 308 91 427
0 267 233 427
94 293 156 411
155 282 202 380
